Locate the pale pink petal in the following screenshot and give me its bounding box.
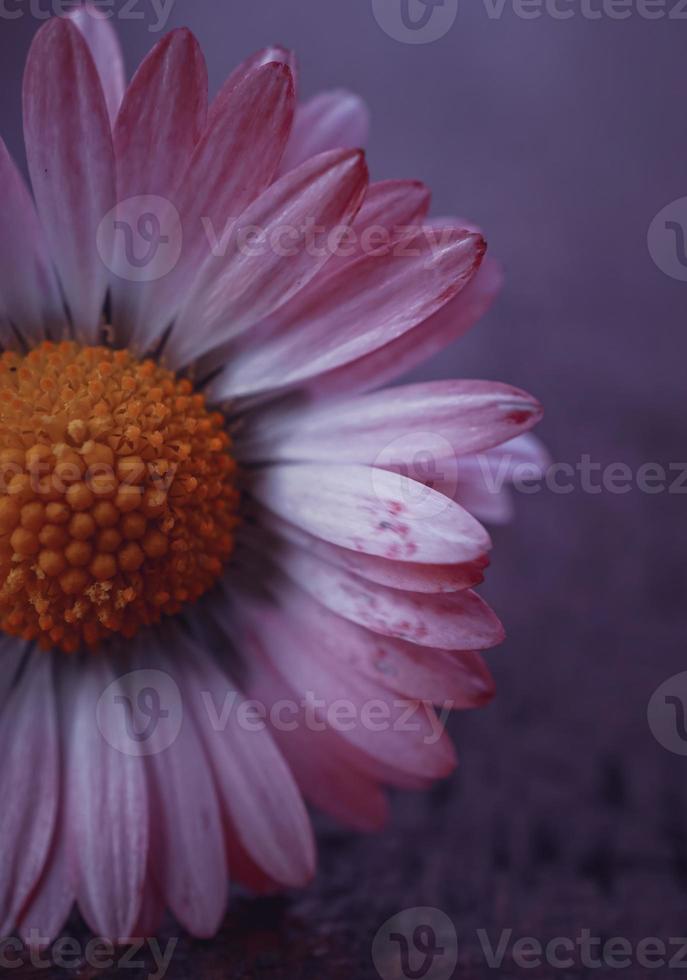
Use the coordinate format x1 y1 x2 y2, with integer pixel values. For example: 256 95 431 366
17 662 74 946
210 45 297 125
110 28 208 341
426 215 483 234
65 661 148 940
305 256 503 400
324 178 431 274
130 880 165 939
280 90 370 173
422 433 550 523
0 138 64 342
239 380 542 464
209 229 484 402
131 62 296 353
273 545 503 651
114 29 207 198
246 652 389 831
252 463 491 563
194 177 431 379
132 644 227 937
257 577 494 706
178 640 316 888
23 18 115 343
236 598 457 782
254 513 486 593
67 2 125 125
166 148 368 369
444 434 550 523
483 432 552 474
456 480 514 524
0 655 58 938
17 828 72 948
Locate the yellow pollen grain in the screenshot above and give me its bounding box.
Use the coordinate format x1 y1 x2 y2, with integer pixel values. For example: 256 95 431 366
0 341 240 654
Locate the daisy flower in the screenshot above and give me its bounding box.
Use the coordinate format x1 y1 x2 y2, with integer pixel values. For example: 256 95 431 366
0 4 545 944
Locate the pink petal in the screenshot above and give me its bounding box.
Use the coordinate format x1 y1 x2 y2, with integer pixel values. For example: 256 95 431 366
134 61 297 355
67 2 125 125
114 29 207 199
110 28 208 342
327 178 431 271
166 148 368 369
455 479 515 525
262 578 495 705
195 178 430 380
280 90 370 173
306 256 503 400
210 45 297 125
23 18 115 343
0 138 64 342
134 644 227 937
240 380 542 464
246 652 390 831
18 829 72 948
237 598 457 782
131 880 165 939
179 641 316 888
445 433 551 524
254 514 486 593
252 463 491 563
65 661 148 940
210 228 484 402
274 545 504 650
0 655 58 938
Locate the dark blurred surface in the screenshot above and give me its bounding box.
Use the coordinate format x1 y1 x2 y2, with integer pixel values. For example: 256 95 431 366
2 1 686 977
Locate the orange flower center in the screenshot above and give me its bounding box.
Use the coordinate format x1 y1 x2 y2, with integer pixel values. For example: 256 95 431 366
0 341 239 654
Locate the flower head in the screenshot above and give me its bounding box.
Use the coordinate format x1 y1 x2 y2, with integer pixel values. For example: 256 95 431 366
0 4 544 944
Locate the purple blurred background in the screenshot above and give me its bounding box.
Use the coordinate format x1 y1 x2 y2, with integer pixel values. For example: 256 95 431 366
3 2 686 976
